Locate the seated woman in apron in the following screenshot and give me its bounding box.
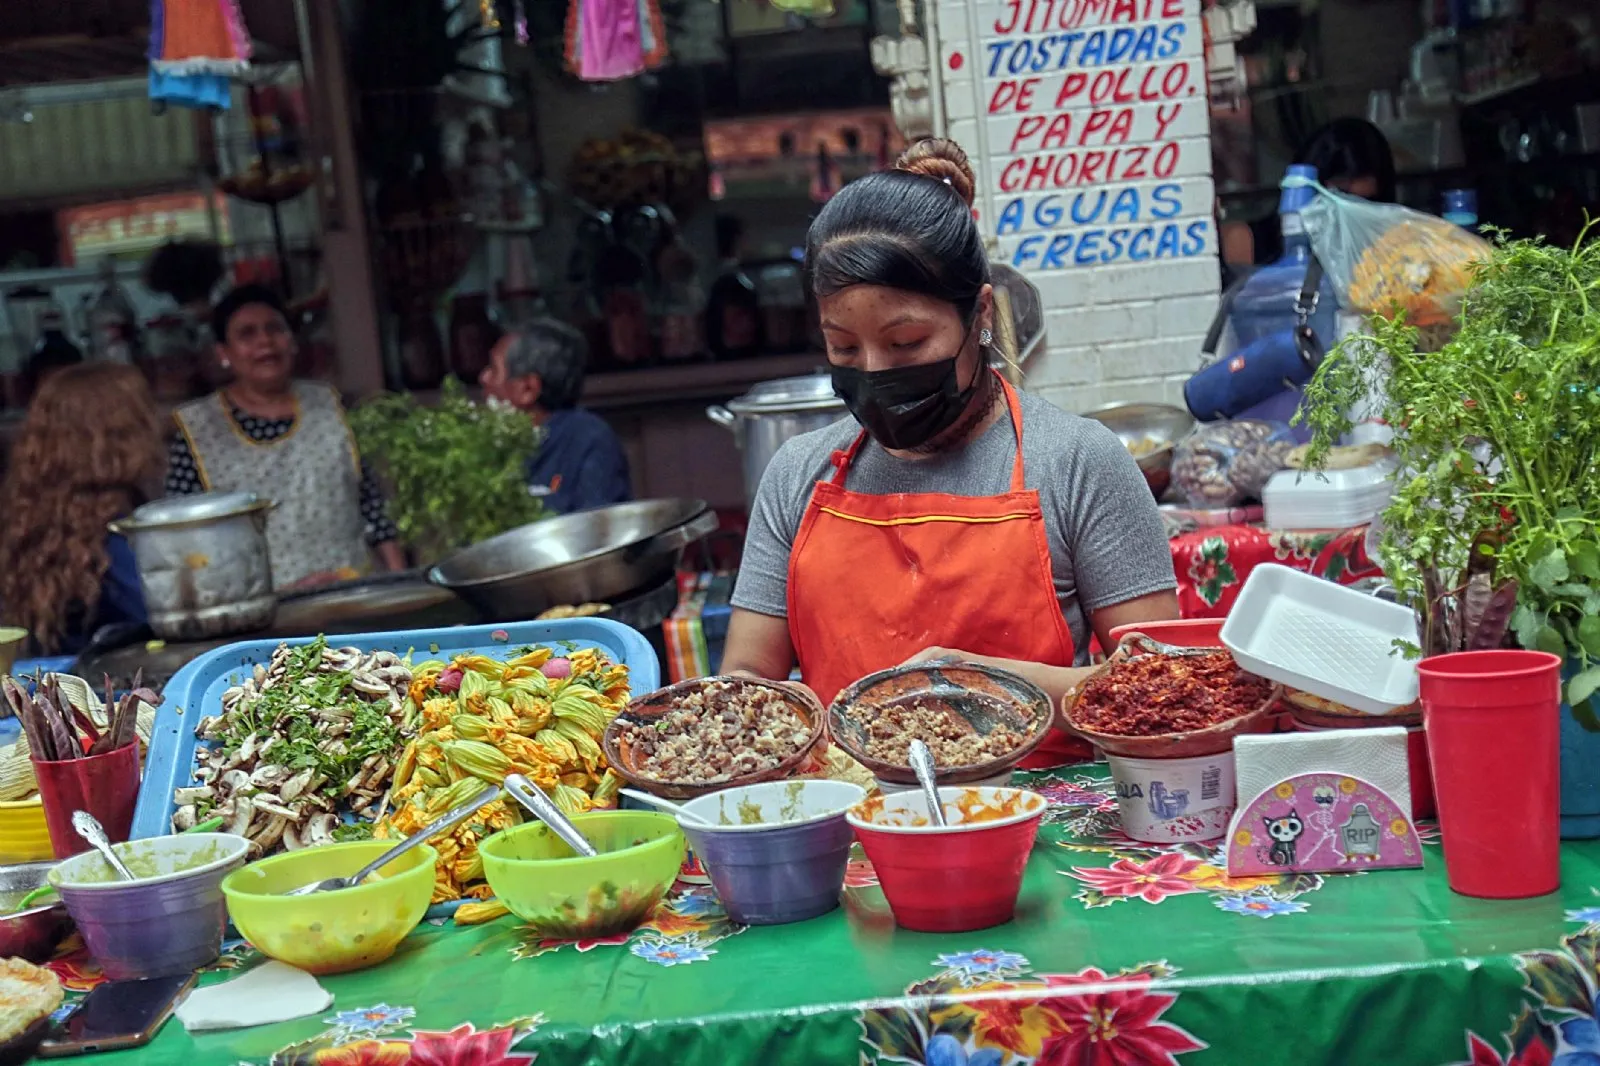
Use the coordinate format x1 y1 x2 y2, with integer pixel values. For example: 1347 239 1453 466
720 139 1180 767
167 285 406 589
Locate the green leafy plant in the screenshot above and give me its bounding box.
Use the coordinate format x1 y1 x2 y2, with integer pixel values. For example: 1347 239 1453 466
350 377 546 561
1299 225 1600 717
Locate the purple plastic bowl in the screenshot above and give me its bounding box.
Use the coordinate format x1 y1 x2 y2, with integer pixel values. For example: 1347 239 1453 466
677 781 865 926
49 833 248 980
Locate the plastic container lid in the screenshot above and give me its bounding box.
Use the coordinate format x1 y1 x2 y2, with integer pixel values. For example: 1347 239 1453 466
724 373 844 415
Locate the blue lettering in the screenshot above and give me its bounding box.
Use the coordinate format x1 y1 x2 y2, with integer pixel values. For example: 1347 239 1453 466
1183 220 1209 255
1009 41 1034 75
1011 235 1045 268
1057 31 1086 69
1041 234 1073 269
1033 195 1063 228
1128 227 1154 261
996 198 1026 236
1034 35 1060 72
1106 27 1136 63
1156 223 1182 258
1130 25 1159 62
1070 190 1107 224
1104 228 1128 262
1079 29 1107 66
1074 231 1103 265
985 41 1009 77
1157 23 1185 59
1108 188 1141 223
1150 183 1182 219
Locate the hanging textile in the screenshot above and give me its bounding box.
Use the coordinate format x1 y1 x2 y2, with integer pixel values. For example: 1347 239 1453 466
563 0 668 82
149 0 252 76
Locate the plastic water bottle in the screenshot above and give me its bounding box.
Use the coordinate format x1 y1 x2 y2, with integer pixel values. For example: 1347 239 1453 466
1185 164 1338 442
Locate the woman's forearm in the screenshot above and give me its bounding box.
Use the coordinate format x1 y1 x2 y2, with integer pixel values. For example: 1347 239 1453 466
953 655 1098 712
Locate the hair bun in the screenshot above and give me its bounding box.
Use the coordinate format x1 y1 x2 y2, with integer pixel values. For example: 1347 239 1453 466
894 139 977 208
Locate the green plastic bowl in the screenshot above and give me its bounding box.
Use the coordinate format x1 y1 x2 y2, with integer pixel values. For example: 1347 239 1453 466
221 841 436 975
480 811 684 939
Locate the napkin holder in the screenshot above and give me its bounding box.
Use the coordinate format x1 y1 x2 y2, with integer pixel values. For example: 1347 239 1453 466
1225 729 1423 876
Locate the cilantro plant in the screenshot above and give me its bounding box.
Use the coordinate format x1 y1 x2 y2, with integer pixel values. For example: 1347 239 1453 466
350 377 547 561
1299 226 1600 719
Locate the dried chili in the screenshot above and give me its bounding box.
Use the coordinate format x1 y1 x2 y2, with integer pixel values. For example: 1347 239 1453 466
1072 653 1273 737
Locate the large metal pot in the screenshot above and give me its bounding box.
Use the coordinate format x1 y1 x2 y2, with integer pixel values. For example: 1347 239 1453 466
428 499 719 621
707 373 846 506
109 491 277 641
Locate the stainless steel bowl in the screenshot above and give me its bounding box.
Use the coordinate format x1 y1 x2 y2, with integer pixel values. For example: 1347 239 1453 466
428 499 719 622
1081 402 1197 497
0 861 73 963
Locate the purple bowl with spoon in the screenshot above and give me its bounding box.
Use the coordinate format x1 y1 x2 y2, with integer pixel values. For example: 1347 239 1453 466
676 781 865 926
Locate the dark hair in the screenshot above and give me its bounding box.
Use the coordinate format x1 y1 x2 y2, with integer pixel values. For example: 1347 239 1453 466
1296 118 1397 203
211 284 289 343
503 317 588 410
143 240 225 306
805 139 989 321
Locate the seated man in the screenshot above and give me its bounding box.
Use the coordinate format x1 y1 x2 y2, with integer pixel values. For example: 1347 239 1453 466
480 317 633 515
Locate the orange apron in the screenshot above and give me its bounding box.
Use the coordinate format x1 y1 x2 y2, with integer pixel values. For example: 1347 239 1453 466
787 372 1090 768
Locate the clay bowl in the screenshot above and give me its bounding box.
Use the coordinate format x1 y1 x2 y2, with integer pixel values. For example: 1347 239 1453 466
1061 653 1282 759
602 676 825 800
828 662 1052 787
1282 690 1421 729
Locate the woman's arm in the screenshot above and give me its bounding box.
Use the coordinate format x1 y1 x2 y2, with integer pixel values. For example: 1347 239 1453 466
720 608 797 682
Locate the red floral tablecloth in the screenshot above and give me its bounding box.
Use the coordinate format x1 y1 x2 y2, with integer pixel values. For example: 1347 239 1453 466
1171 525 1380 618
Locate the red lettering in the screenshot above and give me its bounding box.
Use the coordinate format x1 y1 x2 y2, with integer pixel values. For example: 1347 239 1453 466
1123 145 1149 179
1040 113 1073 148
994 0 1020 33
1162 0 1183 15
1162 62 1188 98
1153 103 1181 140
1025 155 1056 190
988 79 1039 114
1111 0 1138 22
1010 115 1046 152
1153 141 1180 177
1080 151 1106 184
1107 69 1132 104
999 159 1026 193
1079 110 1113 143
1105 109 1134 144
1055 73 1088 109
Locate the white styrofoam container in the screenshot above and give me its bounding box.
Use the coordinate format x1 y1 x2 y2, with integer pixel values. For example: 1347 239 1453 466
1221 564 1420 715
1262 462 1396 530
1107 751 1236 844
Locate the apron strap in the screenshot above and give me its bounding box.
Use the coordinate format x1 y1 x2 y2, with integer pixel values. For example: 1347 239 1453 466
830 368 1029 490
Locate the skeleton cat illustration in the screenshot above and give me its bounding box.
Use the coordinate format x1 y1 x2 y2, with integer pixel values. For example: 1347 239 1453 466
1264 810 1305 866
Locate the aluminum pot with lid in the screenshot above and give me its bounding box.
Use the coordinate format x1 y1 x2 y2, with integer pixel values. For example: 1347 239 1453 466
109 491 277 641
707 373 846 506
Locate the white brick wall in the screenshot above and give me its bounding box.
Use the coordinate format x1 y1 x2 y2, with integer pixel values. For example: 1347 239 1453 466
930 0 1220 414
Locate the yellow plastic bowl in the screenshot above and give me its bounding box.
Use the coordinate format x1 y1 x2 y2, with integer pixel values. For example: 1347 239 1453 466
0 797 53 864
481 811 684 939
221 841 436 975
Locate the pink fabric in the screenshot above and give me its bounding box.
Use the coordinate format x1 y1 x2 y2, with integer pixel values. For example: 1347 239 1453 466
577 0 645 81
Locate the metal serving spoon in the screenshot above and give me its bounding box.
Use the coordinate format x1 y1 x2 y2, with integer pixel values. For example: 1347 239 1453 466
73 811 135 881
618 789 716 828
285 785 503 896
908 740 948 828
503 774 598 858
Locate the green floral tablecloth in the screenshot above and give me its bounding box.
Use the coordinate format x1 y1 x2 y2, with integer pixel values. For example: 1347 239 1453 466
76 766 1600 1066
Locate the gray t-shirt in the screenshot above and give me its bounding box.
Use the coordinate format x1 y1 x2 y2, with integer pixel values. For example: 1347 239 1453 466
731 390 1177 665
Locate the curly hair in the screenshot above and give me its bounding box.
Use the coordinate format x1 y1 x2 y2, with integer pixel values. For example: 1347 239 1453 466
0 364 166 653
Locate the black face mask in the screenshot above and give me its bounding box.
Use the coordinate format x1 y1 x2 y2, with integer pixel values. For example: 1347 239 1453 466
830 338 983 451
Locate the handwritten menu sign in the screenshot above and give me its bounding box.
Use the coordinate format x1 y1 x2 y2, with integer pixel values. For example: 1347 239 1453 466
956 0 1214 272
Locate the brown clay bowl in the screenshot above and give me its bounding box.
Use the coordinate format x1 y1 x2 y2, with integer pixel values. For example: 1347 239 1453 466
1283 690 1421 730
601 676 826 800
828 662 1053 787
1061 653 1282 759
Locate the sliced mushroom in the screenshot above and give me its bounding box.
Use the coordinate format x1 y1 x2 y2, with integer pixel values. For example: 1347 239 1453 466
306 813 337 846
283 823 304 851
226 796 255 836
252 797 300 820
173 785 214 805
279 769 315 803
250 765 289 789
250 814 290 853
172 805 198 831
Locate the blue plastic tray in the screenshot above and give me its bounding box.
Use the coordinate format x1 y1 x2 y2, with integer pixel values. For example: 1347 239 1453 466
130 618 659 842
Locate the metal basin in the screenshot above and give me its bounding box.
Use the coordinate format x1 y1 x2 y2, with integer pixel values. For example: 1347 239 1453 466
0 861 73 963
428 499 719 622
1081 403 1196 498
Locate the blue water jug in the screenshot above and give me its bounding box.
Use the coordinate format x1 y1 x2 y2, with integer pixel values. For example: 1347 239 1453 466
1185 165 1338 440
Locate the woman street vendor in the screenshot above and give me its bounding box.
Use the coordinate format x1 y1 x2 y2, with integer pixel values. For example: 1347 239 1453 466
722 139 1180 766
166 285 406 588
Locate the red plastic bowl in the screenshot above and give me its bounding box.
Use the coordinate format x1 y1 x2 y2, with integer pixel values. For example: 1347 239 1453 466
1107 619 1225 649
846 787 1045 933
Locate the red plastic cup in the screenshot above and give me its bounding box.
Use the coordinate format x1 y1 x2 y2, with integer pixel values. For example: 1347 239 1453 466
32 742 141 860
847 787 1044 932
1418 650 1562 899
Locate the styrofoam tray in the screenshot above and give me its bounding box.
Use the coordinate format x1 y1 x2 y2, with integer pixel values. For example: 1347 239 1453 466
1221 564 1419 715
132 618 659 843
